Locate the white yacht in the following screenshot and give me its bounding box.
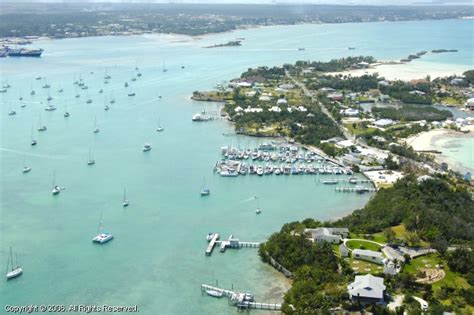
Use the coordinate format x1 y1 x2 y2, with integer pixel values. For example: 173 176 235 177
142 143 152 152
22 166 32 173
5 246 23 280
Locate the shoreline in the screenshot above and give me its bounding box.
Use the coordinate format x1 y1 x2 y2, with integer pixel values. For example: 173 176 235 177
406 126 474 173
327 60 470 81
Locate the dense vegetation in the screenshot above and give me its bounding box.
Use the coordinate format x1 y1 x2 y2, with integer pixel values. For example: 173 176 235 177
447 248 474 285
259 223 350 313
335 175 474 245
308 73 379 92
379 80 433 104
372 104 452 121
225 88 343 146
240 66 286 80
294 56 376 73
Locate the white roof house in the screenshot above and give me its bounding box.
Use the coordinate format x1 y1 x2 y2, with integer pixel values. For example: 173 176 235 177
347 274 386 304
352 249 385 265
373 119 394 127
269 106 281 112
234 106 243 113
304 227 349 244
277 98 288 105
342 108 360 116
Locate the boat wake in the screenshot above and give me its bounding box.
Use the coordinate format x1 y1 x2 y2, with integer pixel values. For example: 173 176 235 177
0 147 67 159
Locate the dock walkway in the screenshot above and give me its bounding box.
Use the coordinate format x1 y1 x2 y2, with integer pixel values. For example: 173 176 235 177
201 284 282 311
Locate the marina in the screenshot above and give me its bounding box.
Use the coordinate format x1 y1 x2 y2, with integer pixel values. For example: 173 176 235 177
3 18 470 313
215 142 354 177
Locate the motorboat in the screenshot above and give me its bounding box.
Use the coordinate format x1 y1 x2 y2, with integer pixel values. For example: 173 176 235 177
22 166 32 173
8 110 16 116
206 290 223 298
52 185 61 195
143 143 152 152
38 126 47 132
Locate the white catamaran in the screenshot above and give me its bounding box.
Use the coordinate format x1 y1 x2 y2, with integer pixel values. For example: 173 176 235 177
92 211 114 244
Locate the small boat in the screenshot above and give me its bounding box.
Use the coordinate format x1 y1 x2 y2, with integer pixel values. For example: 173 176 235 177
142 143 152 152
206 233 215 241
124 82 129 88
64 111 70 118
75 94 80 98
45 105 56 111
131 77 137 82
38 125 47 132
137 72 142 77
156 117 164 132
99 89 103 94
8 110 16 116
58 88 63 93
5 246 23 280
42 83 50 89
200 178 210 196
322 179 338 185
206 290 223 298
20 103 26 108
122 188 129 207
298 48 305 51
30 126 37 145
92 211 114 244
52 171 61 195
348 47 356 50
93 117 99 133
255 196 262 214
86 98 92 104
30 90 35 96
22 166 32 173
104 105 110 111
47 95 53 101
87 149 95 165
36 76 41 80
128 92 136 97
162 62 168 73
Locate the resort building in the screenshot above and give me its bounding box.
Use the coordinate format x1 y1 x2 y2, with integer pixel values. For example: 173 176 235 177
304 227 349 244
352 249 385 265
347 274 386 304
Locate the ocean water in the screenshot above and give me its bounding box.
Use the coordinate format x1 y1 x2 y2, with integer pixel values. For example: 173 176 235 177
1 19 472 314
431 134 474 174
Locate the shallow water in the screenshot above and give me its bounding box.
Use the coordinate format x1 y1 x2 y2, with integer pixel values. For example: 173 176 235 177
1 19 472 314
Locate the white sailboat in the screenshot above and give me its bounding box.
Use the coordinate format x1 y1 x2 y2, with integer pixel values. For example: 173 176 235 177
87 148 95 165
64 104 70 117
162 62 168 73
93 116 100 134
30 126 37 146
22 155 31 173
156 117 164 132
109 92 115 104
122 188 129 207
255 196 261 214
92 211 114 244
5 246 23 280
200 178 210 196
52 171 61 195
37 115 47 131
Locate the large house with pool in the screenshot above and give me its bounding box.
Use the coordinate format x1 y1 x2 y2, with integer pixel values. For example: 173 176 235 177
304 227 349 244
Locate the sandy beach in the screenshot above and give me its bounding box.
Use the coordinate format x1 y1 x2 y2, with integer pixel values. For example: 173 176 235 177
329 61 470 81
406 126 474 173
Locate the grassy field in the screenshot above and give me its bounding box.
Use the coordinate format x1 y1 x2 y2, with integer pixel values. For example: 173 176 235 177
344 122 377 136
345 257 384 274
345 239 383 252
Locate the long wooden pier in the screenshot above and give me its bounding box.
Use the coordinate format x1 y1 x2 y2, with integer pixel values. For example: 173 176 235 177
335 186 377 193
205 233 220 256
319 178 371 184
201 284 282 311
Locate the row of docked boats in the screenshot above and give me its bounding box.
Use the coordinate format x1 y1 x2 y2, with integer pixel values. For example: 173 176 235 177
221 145 325 164
215 160 352 177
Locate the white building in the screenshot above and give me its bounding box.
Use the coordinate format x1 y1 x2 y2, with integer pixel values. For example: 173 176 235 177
348 274 386 304
352 249 385 265
304 227 349 244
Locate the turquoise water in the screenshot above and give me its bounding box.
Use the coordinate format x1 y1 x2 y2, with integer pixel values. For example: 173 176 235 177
1 19 472 314
431 135 474 174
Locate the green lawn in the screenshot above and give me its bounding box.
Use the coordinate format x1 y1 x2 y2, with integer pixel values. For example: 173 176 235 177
346 257 384 275
345 240 383 252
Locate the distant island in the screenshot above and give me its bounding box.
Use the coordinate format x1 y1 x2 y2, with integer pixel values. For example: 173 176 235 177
0 3 473 39
432 49 459 53
204 40 242 48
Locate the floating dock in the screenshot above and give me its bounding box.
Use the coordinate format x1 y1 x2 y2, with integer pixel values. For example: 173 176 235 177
201 284 282 311
335 186 377 193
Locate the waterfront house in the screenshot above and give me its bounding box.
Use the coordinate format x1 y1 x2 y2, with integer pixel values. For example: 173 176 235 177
304 227 349 244
347 274 386 304
352 249 385 265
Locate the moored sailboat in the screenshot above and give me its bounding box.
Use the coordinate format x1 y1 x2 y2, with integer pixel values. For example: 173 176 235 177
5 246 23 280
